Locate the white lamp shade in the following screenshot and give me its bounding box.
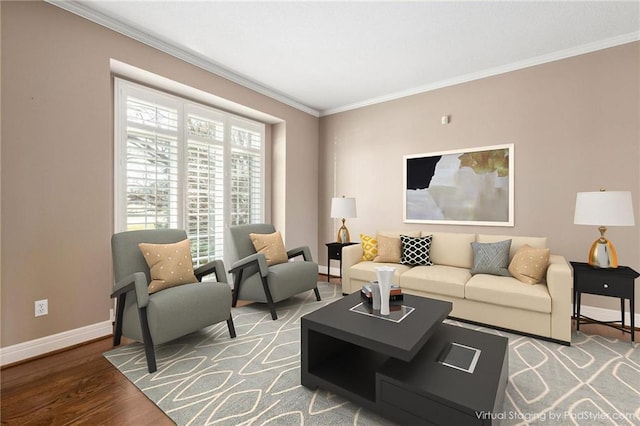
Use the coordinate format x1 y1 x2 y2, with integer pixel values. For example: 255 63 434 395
331 197 357 219
574 191 635 226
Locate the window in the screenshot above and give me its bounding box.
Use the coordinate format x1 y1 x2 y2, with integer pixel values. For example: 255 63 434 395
115 79 265 266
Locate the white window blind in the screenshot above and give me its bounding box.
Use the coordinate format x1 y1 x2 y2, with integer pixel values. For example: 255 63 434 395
115 79 265 266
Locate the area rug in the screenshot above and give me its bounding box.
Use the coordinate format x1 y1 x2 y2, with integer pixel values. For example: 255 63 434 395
104 282 640 425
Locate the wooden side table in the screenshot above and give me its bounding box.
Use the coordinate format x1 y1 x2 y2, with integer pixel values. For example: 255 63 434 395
571 261 639 343
326 242 358 279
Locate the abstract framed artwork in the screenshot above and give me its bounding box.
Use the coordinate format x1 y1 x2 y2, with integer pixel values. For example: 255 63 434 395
403 144 514 226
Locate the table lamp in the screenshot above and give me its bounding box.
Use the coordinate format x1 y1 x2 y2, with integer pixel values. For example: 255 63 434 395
331 196 357 243
573 190 635 268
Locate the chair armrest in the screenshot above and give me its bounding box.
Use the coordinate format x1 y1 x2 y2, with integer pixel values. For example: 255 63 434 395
287 246 313 262
194 259 227 283
229 253 270 278
110 272 150 308
546 254 573 343
341 244 364 294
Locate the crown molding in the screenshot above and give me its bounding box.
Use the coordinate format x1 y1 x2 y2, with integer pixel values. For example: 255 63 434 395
320 32 640 117
46 0 320 118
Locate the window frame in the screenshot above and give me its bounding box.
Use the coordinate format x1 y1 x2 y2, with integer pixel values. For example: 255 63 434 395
114 78 266 266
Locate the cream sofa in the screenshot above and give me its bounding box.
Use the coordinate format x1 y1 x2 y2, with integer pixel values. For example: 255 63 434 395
342 231 573 344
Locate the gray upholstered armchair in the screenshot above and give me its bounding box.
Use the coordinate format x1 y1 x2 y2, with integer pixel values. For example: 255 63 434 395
111 229 235 373
228 224 320 320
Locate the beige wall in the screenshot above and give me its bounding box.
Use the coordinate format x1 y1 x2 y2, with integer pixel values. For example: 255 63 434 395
1 1 319 348
319 42 640 314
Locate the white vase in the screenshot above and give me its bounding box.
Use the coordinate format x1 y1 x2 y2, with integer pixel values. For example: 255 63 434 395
375 266 395 315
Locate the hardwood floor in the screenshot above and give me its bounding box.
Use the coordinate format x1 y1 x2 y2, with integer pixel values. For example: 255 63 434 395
2 275 637 425
1 337 173 425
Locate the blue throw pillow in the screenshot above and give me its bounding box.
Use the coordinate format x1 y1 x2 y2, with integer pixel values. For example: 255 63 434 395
470 239 512 276
400 234 433 266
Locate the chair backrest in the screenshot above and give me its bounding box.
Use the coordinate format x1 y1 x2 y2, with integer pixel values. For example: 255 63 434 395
227 223 276 265
111 229 188 286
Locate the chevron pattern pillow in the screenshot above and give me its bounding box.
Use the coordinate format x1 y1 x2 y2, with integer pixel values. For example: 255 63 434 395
360 234 378 261
470 239 512 276
400 234 433 266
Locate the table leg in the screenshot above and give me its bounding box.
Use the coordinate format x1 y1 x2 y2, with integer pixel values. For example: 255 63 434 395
631 297 635 343
621 298 625 330
576 292 581 332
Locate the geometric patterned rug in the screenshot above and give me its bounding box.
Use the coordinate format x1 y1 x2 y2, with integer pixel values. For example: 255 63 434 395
104 282 640 425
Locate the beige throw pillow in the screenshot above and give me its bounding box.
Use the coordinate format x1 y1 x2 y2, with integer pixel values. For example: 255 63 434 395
373 234 401 263
139 239 198 294
250 231 288 266
508 244 551 284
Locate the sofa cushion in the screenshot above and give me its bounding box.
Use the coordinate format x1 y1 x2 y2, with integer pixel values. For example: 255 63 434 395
400 234 433 266
400 265 470 298
374 234 401 263
465 274 551 313
360 233 378 261
424 231 476 269
477 234 547 260
509 244 551 284
350 261 411 285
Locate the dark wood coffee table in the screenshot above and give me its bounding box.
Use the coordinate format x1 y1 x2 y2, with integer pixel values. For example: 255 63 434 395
301 292 508 425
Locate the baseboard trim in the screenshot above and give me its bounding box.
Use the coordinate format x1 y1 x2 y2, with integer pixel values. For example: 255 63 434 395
0 321 113 367
579 304 640 327
322 265 341 278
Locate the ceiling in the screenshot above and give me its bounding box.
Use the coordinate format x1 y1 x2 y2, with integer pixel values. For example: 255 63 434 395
54 1 639 116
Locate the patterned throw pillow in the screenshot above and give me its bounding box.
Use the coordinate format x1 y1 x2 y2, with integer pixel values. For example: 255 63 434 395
508 244 550 284
400 234 433 266
373 234 401 263
470 239 512 276
360 234 378 261
138 239 198 294
250 231 288 266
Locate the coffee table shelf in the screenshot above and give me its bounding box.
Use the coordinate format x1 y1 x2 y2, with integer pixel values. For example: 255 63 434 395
307 338 386 407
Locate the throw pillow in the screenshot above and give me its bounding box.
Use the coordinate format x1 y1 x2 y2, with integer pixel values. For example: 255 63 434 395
138 239 198 294
373 234 401 263
470 239 512 276
400 234 433 266
360 234 378 261
250 231 288 266
508 244 551 284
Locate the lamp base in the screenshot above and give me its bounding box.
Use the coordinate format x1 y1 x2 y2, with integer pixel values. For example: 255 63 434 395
587 237 618 268
336 223 351 244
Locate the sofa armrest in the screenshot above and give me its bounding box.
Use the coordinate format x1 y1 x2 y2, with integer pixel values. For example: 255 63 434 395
546 254 573 343
341 243 364 294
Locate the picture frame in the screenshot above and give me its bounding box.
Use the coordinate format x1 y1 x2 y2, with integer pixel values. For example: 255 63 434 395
403 144 514 226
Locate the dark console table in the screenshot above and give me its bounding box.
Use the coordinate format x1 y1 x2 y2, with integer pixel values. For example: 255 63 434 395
571 261 638 343
301 293 509 425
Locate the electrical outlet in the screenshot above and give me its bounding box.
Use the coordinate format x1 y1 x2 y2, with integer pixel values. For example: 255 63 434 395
35 299 48 317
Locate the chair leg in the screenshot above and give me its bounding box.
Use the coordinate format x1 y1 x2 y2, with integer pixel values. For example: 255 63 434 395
137 306 157 373
314 287 321 301
227 314 236 338
260 276 278 320
113 294 126 346
231 270 243 307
